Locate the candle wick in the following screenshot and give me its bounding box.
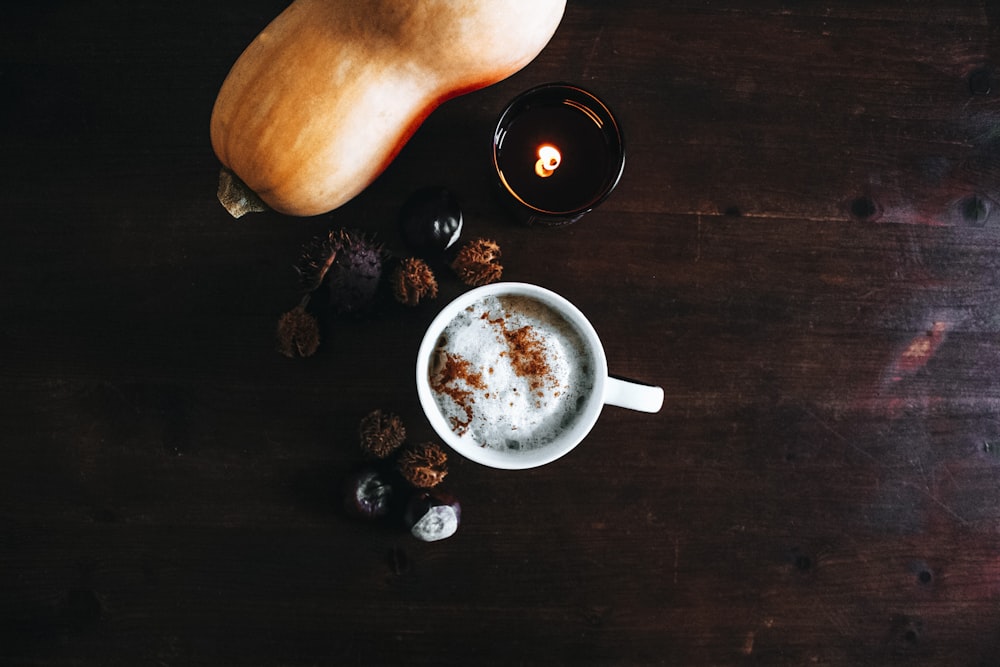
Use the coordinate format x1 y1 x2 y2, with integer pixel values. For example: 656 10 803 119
535 145 561 178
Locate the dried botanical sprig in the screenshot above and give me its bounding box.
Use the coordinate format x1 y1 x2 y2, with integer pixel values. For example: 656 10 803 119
295 228 384 314
451 238 502 286
296 229 343 293
276 228 384 358
359 409 407 459
276 305 320 358
392 257 439 306
397 442 449 488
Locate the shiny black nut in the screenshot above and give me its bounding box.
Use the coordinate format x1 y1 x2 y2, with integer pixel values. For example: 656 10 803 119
403 490 461 542
398 187 463 256
344 468 394 520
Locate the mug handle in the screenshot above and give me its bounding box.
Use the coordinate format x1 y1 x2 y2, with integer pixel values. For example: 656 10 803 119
604 376 664 413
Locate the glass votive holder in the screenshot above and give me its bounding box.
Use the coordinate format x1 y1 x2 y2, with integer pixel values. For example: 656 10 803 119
492 82 625 226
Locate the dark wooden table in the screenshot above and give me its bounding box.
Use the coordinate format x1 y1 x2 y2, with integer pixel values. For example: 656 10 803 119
3 1 1000 665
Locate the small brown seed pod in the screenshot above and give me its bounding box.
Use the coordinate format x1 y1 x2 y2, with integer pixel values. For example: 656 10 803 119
391 257 439 306
397 441 449 488
451 238 502 287
276 306 320 358
358 409 407 459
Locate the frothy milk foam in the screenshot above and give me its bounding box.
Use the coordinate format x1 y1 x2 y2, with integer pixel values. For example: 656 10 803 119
428 294 594 451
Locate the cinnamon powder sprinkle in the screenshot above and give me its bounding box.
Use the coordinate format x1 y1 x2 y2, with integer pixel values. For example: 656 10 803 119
431 302 563 438
430 353 486 434
487 315 557 392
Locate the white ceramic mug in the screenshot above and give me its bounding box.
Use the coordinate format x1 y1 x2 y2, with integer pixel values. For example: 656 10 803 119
415 282 663 469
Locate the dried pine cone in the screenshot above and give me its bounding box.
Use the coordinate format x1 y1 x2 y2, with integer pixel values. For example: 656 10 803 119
359 409 407 459
397 442 449 488
276 306 320 358
451 238 502 287
392 257 438 306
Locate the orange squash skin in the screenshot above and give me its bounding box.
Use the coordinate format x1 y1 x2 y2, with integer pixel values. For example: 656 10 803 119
210 0 567 217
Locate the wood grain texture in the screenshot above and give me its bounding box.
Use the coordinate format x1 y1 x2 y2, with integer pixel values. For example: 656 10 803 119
2 1 999 665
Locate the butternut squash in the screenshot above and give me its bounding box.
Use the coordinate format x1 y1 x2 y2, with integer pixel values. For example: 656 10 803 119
210 0 566 217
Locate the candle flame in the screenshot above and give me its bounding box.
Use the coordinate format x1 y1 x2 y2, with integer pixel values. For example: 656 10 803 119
534 144 561 178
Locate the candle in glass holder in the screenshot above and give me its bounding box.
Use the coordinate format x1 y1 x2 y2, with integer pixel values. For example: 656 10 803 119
492 83 625 226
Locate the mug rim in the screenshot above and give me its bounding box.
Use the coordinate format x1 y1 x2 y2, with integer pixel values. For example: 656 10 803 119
415 282 609 469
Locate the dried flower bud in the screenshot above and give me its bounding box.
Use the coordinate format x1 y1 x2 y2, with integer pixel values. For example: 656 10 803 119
397 441 449 488
359 409 407 459
276 306 320 358
392 258 439 306
451 238 502 287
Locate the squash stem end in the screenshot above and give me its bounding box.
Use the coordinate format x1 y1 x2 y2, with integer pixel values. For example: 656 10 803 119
217 167 268 218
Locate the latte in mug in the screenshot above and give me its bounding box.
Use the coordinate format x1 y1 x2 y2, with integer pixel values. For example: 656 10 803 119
427 294 596 451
